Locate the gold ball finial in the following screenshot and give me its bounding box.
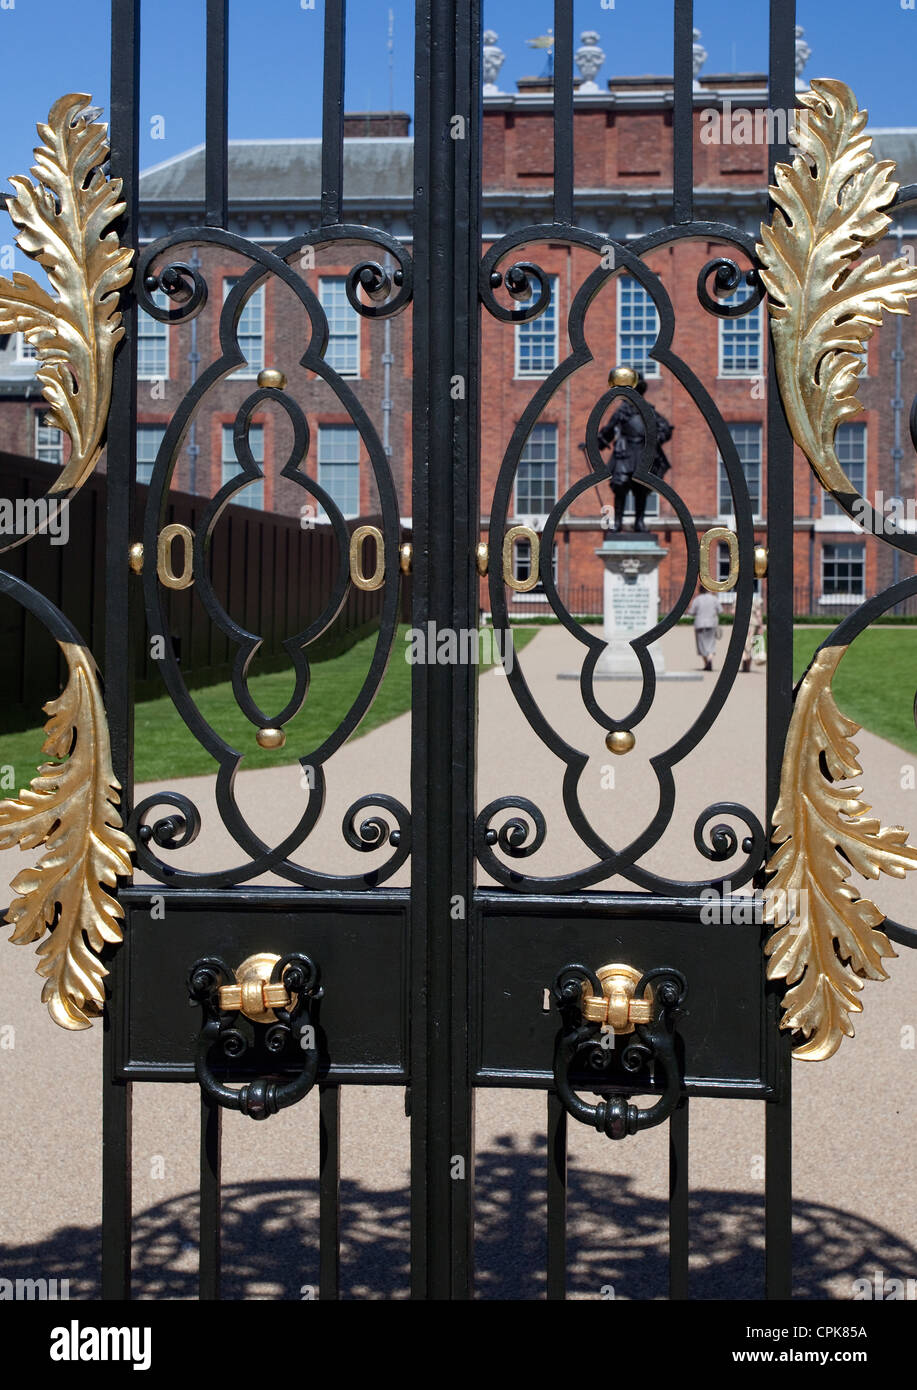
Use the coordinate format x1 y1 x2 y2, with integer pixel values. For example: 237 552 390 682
605 729 636 755
256 727 286 749
257 368 287 390
609 366 639 389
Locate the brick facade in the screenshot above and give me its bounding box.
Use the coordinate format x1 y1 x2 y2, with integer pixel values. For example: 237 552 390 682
1 78 914 619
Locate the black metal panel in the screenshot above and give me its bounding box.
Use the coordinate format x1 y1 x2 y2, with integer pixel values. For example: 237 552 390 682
118 891 408 1079
475 898 768 1092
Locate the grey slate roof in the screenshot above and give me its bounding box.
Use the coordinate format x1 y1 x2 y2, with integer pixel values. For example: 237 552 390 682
871 132 917 188
138 130 917 208
139 138 415 204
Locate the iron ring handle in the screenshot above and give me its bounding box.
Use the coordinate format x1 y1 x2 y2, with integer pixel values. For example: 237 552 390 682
189 953 321 1121
552 966 687 1141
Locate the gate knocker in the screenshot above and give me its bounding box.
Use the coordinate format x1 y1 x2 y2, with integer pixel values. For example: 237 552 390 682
188 952 322 1120
551 963 687 1140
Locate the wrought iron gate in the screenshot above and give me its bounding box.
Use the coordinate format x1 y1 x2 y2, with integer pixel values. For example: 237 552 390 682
2 0 917 1302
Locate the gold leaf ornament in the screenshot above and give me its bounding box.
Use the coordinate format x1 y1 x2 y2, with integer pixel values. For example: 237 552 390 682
0 94 134 493
0 644 134 1029
764 646 917 1060
757 79 917 496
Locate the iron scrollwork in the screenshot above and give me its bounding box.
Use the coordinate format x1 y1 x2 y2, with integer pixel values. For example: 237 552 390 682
476 228 766 894
130 224 414 890
551 963 687 1140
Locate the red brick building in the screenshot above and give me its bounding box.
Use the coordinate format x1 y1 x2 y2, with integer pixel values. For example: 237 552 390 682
1 61 915 617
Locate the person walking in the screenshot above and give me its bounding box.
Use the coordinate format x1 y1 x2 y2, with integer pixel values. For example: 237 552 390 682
688 587 720 671
742 592 765 672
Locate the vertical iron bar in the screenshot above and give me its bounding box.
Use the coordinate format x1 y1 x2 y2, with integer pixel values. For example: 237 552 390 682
672 0 694 224
668 1098 689 1299
101 0 140 1302
546 1092 567 1300
552 0 574 226
199 1093 222 1300
319 1086 341 1300
765 0 796 1302
321 0 346 227
410 0 480 1299
205 0 229 228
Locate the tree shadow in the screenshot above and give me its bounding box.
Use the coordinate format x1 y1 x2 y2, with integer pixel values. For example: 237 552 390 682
1 1133 913 1299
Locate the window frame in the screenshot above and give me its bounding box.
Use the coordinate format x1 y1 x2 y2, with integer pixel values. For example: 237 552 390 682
318 277 361 378
137 288 170 381
820 540 865 600
136 424 166 486
221 422 265 510
616 275 660 379
717 290 763 377
514 274 559 378
34 408 64 466
222 277 265 379
823 422 867 517
717 422 763 521
513 423 558 520
317 424 361 520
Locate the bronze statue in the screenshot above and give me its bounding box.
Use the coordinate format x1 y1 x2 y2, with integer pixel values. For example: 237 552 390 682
597 366 673 532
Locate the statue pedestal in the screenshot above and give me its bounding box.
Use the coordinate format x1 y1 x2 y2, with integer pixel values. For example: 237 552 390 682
557 534 703 684
595 536 667 678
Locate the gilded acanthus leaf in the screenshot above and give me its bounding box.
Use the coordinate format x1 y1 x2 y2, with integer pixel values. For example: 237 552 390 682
0 94 134 493
756 79 917 495
0 643 134 1029
763 645 917 1060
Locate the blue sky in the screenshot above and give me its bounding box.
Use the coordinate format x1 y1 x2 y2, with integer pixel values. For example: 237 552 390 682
0 0 914 238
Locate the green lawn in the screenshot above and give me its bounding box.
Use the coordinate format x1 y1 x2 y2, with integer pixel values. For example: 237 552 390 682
0 623 537 785
793 626 917 754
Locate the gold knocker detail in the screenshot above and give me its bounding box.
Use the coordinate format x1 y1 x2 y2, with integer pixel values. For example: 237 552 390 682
217 953 295 1024
580 964 654 1035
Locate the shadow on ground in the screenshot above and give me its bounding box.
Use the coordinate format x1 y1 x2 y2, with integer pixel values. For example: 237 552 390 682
1 1134 913 1299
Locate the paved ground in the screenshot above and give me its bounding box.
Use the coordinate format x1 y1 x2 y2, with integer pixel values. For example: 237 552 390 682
1 623 916 1299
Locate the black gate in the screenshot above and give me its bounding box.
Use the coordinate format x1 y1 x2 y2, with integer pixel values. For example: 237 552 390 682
2 0 916 1303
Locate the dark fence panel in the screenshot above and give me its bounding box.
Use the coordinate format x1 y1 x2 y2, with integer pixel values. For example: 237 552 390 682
0 453 409 723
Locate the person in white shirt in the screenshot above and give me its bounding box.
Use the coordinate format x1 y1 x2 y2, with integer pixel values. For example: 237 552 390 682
687 588 720 671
